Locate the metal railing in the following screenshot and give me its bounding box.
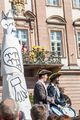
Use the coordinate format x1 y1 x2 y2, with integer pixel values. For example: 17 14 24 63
22 51 61 65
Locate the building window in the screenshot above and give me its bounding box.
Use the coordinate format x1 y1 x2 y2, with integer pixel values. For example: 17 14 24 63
16 29 28 48
77 32 80 57
50 31 62 57
73 0 80 8
47 0 59 6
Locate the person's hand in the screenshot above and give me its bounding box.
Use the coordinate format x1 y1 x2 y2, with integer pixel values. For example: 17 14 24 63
50 97 55 103
47 96 54 103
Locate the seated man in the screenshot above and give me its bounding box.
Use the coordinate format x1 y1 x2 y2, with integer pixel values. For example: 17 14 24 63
47 72 66 106
0 98 19 120
34 69 52 105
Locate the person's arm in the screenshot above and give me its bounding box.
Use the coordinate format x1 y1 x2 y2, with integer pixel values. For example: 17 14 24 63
47 85 56 97
47 85 56 103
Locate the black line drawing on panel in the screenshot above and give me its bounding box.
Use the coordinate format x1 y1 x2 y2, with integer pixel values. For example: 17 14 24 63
10 76 27 102
3 47 22 72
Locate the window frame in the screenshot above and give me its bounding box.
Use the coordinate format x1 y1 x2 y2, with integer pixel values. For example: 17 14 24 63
48 27 66 58
75 29 80 58
16 29 29 49
46 0 61 7
50 30 62 57
72 0 80 9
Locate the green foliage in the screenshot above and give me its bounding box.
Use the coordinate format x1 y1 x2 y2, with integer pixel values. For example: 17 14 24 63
29 93 34 105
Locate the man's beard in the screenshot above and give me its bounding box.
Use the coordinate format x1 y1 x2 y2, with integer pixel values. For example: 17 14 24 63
56 81 59 84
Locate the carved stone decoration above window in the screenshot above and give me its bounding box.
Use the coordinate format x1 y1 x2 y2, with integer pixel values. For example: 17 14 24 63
14 10 35 30
24 11 36 21
73 18 80 27
9 0 25 16
24 11 36 30
46 15 66 25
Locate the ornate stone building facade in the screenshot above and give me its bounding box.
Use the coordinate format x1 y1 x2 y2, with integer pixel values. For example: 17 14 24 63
0 0 80 115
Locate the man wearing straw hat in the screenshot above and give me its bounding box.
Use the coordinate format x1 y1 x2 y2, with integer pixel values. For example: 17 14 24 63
34 69 52 105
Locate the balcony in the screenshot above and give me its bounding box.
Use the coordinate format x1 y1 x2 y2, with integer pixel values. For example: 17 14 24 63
22 50 62 66
22 49 63 77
